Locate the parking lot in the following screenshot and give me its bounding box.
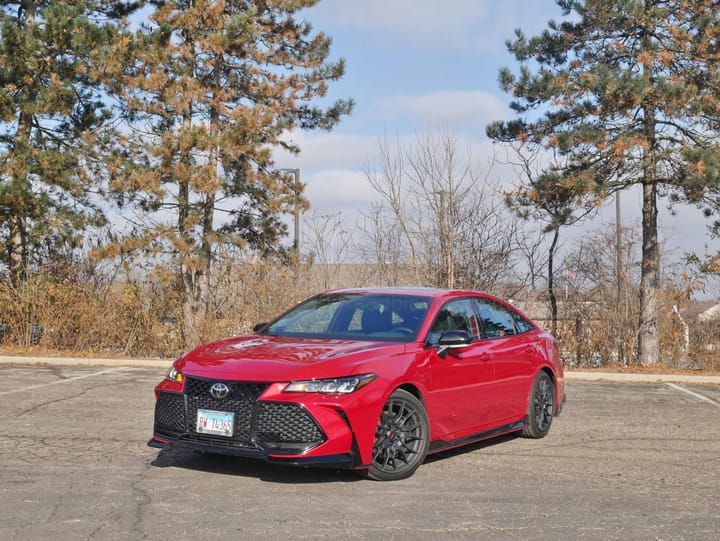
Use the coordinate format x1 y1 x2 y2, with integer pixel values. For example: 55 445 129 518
0 363 718 540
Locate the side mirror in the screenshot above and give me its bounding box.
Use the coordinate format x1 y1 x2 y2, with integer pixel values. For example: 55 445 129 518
436 330 472 358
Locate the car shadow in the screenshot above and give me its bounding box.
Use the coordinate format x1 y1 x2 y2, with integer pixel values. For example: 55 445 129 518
423 432 523 463
150 445 362 484
150 433 524 483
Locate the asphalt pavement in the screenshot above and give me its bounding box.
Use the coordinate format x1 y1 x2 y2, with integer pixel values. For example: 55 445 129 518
0 363 718 540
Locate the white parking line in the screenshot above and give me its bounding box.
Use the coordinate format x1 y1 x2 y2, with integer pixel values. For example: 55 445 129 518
666 383 720 408
0 367 130 396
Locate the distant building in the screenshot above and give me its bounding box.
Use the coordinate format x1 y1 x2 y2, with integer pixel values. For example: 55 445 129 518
698 303 720 323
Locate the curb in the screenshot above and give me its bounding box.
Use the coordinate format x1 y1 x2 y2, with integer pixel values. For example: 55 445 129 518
0 355 170 369
565 371 720 385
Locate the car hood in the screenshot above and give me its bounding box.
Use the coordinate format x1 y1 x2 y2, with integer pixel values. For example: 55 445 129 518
175 335 405 381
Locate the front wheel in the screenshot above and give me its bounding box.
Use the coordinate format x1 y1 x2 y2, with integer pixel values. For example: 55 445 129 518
522 371 555 439
366 389 430 481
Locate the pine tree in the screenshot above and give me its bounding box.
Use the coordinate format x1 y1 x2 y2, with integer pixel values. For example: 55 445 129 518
0 1 139 283
488 0 720 365
110 0 353 347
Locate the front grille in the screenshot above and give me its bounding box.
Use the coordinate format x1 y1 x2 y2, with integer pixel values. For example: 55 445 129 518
153 376 326 454
256 402 325 444
184 378 267 402
185 378 268 441
155 392 185 436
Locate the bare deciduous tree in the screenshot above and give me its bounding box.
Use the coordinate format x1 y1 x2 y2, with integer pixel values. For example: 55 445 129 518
362 126 517 290
303 210 354 290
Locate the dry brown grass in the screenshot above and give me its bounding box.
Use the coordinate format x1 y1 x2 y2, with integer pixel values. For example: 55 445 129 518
0 261 317 358
1 261 719 371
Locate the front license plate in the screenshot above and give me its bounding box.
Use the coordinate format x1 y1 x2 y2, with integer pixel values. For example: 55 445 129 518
196 409 235 437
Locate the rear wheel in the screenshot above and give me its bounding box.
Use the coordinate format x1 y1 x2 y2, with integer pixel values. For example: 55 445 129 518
522 371 555 439
366 389 429 481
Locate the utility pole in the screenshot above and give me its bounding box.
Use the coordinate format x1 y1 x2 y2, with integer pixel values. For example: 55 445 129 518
616 192 622 305
291 168 300 265
615 191 626 365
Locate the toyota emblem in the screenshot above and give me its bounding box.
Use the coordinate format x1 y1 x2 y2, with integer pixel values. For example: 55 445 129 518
209 382 230 399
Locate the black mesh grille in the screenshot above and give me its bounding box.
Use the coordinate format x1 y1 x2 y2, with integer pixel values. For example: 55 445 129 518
256 402 325 444
155 392 185 435
152 376 326 453
184 378 267 403
185 378 268 441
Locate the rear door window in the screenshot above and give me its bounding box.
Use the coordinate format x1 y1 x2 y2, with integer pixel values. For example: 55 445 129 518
473 299 518 339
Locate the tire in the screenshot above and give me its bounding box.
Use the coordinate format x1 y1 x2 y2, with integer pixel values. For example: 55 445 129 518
365 389 430 481
522 371 556 439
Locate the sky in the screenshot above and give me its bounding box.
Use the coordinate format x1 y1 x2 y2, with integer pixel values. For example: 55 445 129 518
272 0 720 273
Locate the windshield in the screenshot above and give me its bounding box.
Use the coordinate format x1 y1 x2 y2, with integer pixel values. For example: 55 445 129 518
261 293 432 342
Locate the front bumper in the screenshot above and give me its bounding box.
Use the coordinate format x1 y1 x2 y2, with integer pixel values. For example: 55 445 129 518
150 376 369 469
147 436 356 469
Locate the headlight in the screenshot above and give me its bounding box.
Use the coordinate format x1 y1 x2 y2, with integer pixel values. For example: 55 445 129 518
166 366 183 383
283 374 376 394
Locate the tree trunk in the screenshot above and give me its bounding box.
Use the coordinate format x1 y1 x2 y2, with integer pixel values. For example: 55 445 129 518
8 213 27 285
181 266 209 349
177 186 212 349
9 0 40 281
637 178 660 365
176 168 208 349
637 48 660 366
6 0 37 286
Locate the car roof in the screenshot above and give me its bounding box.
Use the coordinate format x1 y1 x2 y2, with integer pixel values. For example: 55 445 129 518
315 287 531 323
320 287 490 299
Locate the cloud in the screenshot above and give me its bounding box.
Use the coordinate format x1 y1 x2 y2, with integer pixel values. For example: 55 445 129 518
276 132 378 171
376 90 509 136
274 89 515 196
276 89 510 166
315 0 488 41
306 0 556 51
304 168 376 214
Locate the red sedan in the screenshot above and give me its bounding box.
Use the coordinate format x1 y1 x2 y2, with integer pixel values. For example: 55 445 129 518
149 288 565 480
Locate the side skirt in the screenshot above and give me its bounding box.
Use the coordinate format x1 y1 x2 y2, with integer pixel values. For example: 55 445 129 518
427 420 528 454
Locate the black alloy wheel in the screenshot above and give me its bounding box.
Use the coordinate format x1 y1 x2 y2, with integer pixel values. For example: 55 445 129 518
366 389 430 481
523 371 555 439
